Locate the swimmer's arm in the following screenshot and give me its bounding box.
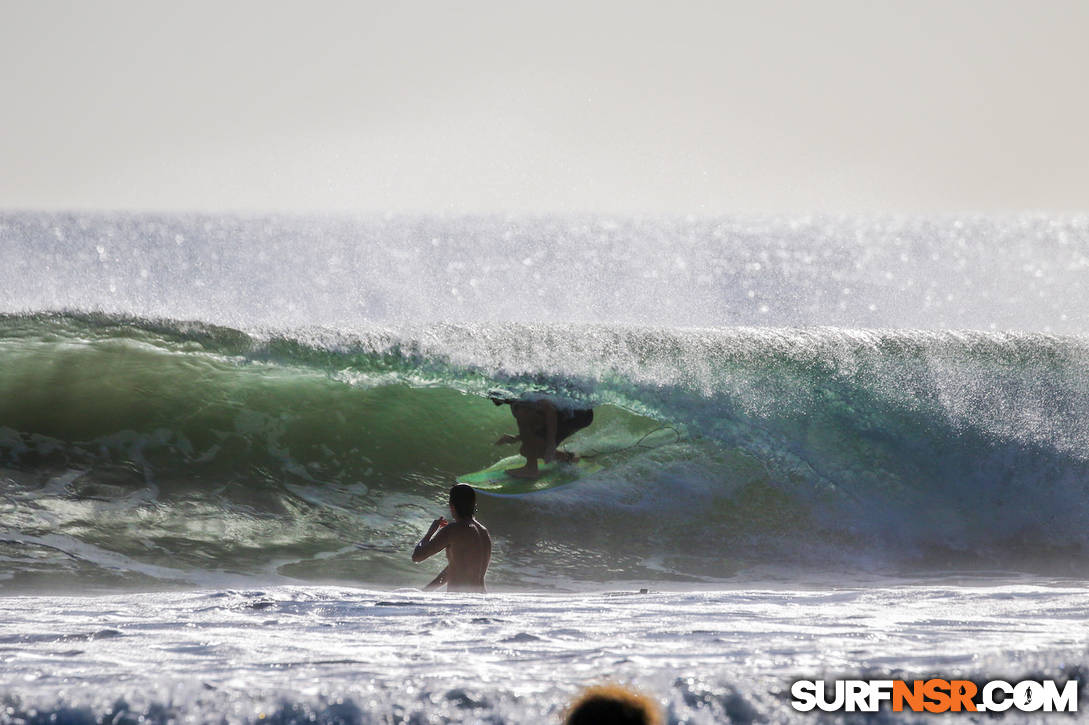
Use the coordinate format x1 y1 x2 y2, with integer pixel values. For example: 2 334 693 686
482 530 492 582
411 519 450 563
423 567 448 591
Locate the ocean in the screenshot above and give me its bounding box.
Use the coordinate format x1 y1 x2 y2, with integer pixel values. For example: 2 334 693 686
1 211 1088 722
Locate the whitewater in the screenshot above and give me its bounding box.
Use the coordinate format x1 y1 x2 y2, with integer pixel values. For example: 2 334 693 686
2 212 1088 723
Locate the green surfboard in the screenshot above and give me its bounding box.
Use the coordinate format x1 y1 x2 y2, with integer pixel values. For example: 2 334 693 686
456 455 603 496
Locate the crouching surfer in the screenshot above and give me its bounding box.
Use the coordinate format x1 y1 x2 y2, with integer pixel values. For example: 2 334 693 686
492 393 594 479
412 483 491 593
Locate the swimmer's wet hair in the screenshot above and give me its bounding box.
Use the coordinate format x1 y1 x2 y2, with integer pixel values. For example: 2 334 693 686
564 684 662 725
449 483 476 518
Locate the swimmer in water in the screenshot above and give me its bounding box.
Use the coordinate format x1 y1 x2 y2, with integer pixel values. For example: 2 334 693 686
412 483 491 593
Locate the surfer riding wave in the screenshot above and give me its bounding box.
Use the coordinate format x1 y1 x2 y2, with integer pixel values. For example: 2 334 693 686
491 392 594 479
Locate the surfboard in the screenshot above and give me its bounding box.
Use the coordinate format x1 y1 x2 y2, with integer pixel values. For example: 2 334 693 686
456 455 602 496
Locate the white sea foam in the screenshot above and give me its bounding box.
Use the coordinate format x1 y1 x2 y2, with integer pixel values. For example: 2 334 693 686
0 581 1085 723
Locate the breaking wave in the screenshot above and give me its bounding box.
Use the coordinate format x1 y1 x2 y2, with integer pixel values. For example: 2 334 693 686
3 312 1089 590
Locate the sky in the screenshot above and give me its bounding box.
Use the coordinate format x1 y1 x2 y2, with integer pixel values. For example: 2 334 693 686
2 0 1087 214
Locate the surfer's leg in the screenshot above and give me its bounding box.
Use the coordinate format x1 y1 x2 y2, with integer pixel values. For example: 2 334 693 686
552 409 592 463
507 459 540 478
508 439 542 478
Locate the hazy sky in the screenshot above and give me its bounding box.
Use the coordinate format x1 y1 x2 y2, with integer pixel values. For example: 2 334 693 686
2 0 1087 214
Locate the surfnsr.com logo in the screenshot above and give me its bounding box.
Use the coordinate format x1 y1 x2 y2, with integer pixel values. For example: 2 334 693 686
791 679 1078 713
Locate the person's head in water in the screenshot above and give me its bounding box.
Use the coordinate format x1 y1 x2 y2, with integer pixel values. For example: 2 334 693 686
488 388 517 406
449 483 476 520
564 684 661 725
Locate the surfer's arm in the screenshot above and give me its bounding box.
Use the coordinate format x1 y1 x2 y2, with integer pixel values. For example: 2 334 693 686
412 519 450 563
541 401 559 459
